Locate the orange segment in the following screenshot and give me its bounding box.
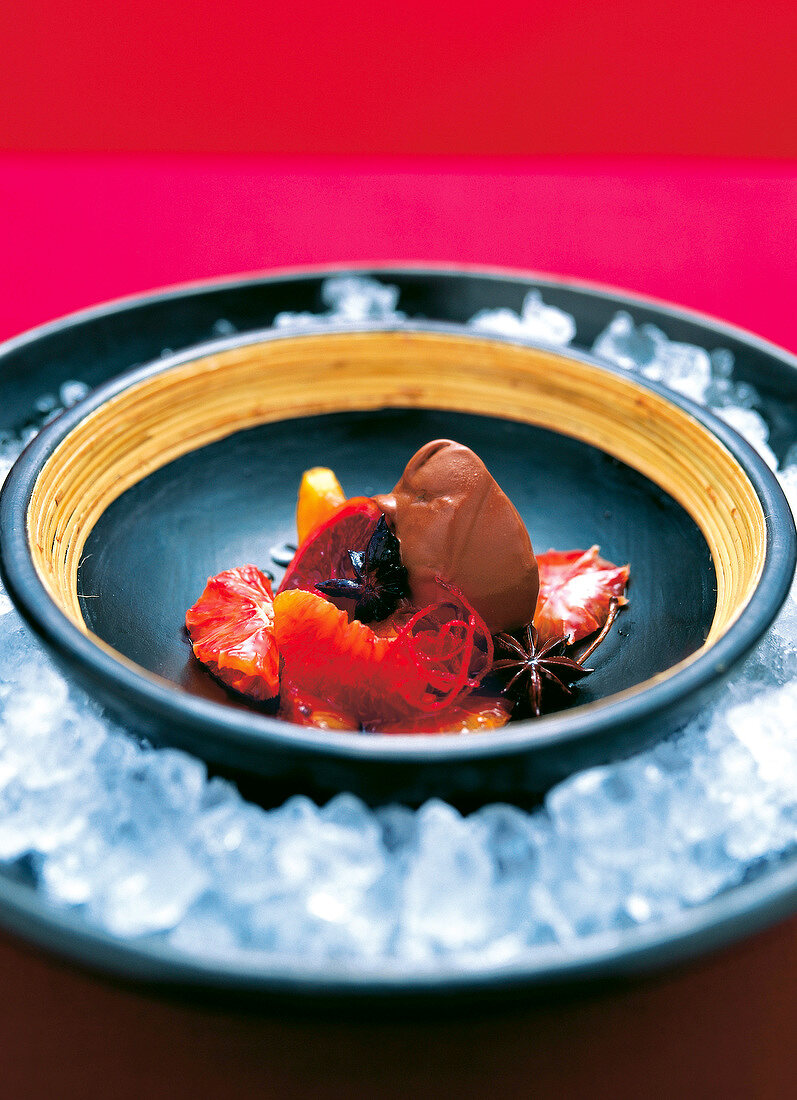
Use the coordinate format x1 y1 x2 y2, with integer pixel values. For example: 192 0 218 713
374 694 512 735
535 547 629 644
275 589 455 725
273 589 495 729
296 466 347 543
274 589 395 721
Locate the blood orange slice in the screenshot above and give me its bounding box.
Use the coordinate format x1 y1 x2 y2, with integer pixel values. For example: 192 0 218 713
535 546 629 644
278 682 360 730
273 588 492 727
186 565 280 699
277 496 383 601
373 694 511 735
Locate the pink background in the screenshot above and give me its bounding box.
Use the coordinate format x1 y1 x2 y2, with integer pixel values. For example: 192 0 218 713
1 155 795 353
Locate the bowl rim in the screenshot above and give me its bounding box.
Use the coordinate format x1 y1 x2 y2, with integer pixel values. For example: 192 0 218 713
0 841 794 999
1 319 795 766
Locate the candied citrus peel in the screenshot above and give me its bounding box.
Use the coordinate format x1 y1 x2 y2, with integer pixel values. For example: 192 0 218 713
296 466 347 543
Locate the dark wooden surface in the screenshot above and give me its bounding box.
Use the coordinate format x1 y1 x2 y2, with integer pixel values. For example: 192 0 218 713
2 913 796 1100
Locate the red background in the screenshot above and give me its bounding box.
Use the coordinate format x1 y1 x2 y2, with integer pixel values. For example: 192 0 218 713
1 0 796 157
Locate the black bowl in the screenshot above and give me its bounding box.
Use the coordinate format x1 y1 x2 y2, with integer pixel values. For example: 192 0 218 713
1 267 797 1002
1 316 794 807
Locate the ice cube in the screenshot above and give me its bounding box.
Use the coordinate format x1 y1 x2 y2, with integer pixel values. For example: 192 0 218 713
592 311 658 370
714 406 778 469
86 843 209 937
59 380 90 408
593 313 714 403
470 290 576 345
397 801 497 958
275 276 404 330
0 778 89 860
321 275 403 321
167 896 243 957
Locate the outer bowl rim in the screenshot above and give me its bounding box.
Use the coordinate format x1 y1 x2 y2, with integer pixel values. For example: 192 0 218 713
3 260 797 375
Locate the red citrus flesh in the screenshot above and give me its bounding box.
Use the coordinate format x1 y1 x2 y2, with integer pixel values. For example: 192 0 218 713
273 587 492 727
277 496 383 601
185 565 280 700
535 546 629 644
278 682 360 730
273 588 400 722
373 694 512 735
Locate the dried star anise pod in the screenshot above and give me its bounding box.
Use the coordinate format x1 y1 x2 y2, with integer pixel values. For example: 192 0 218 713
493 625 591 717
315 514 409 622
494 597 623 717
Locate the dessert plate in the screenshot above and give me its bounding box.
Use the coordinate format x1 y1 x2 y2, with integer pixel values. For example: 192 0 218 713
0 266 795 1001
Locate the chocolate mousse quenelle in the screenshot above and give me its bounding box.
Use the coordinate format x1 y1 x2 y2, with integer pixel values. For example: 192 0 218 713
374 439 539 634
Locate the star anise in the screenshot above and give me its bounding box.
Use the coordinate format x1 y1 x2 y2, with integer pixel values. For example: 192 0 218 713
493 597 623 717
315 514 409 622
492 625 592 717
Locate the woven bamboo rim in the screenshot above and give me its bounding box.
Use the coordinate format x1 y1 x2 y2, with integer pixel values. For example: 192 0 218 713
28 331 766 659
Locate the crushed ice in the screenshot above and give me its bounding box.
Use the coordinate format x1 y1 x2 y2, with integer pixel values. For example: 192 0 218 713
273 275 405 330
0 277 795 970
470 290 576 346
593 310 779 468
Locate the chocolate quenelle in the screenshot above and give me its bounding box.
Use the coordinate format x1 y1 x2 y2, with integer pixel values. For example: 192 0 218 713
374 439 539 633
